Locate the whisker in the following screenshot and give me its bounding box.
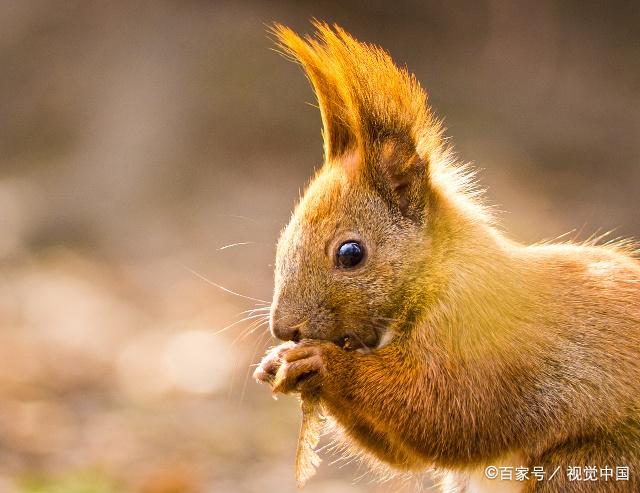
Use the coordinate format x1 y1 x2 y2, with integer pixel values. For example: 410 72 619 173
226 318 266 403
213 213 280 226
213 313 269 336
238 329 270 405
238 320 270 342
218 241 257 251
214 213 261 223
184 266 269 304
231 315 269 346
231 318 269 347
237 306 271 316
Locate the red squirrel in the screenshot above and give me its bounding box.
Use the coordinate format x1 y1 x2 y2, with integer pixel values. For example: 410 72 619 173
253 22 640 492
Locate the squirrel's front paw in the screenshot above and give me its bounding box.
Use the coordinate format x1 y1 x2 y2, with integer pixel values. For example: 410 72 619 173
255 340 344 396
271 340 341 396
253 341 297 385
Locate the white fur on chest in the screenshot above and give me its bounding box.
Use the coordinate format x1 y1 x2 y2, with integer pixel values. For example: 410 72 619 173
440 453 525 493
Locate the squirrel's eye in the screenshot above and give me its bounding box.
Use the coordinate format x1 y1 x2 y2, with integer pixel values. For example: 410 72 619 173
336 241 364 268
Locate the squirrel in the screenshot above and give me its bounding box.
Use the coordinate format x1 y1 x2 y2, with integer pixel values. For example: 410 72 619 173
253 22 640 493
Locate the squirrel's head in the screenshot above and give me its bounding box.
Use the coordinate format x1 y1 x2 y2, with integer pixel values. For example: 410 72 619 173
269 23 465 349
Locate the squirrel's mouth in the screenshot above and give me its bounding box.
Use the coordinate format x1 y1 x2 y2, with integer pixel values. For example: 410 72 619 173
334 328 380 352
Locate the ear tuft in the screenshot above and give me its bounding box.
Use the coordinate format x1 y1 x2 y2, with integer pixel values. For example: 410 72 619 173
272 22 442 220
270 22 442 165
270 23 356 160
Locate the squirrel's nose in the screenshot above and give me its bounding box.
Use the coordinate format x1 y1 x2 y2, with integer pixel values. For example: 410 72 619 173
270 308 302 342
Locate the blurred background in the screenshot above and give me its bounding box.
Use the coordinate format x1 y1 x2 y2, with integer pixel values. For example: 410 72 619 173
0 0 638 492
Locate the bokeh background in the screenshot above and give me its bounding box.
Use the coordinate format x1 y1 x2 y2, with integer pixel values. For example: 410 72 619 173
1 1 638 492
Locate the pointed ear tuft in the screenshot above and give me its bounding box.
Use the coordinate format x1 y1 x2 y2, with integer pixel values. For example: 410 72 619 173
270 23 356 160
271 21 442 216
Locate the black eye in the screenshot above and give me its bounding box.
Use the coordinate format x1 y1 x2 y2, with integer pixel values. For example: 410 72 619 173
336 241 364 268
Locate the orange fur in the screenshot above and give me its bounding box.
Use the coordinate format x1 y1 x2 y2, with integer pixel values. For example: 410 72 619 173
256 22 640 492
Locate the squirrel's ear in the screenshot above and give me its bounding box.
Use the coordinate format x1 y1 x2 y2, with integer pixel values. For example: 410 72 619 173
371 139 428 219
272 21 441 214
271 24 356 160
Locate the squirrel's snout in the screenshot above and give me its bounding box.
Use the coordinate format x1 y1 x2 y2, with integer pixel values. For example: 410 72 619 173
271 322 301 342
270 308 303 342
274 326 301 342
